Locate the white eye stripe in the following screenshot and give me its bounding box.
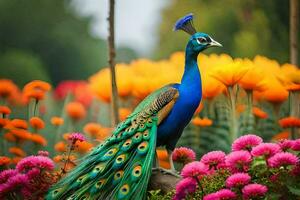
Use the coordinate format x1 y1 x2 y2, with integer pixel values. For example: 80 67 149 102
197 37 207 44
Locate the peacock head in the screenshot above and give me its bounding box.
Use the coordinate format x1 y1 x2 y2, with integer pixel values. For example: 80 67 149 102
174 13 222 54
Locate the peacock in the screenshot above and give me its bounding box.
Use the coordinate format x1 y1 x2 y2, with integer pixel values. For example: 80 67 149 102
47 13 222 200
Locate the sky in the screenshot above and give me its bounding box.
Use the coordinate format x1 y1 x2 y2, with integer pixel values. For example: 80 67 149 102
73 0 170 56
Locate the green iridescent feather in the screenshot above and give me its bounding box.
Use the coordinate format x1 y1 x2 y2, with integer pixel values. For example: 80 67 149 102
46 86 178 200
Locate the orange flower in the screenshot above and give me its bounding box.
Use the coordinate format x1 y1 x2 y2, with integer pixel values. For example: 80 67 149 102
9 147 26 157
272 131 290 141
194 102 204 115
74 141 93 154
63 133 71 141
95 127 112 141
279 117 300 128
210 62 250 87
4 132 16 142
255 79 288 103
53 155 63 163
156 149 170 169
29 134 47 146
238 61 267 92
83 123 102 137
6 119 28 130
0 156 11 166
0 79 19 100
0 118 10 128
11 157 22 165
252 107 268 119
10 129 31 140
119 108 131 121
66 102 86 121
50 116 64 126
55 142 67 152
23 80 51 101
192 117 213 127
236 104 246 113
202 75 225 99
29 117 45 130
0 106 11 116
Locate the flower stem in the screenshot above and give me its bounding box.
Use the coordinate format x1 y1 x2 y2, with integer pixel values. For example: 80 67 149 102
228 86 238 143
61 142 74 175
194 176 204 199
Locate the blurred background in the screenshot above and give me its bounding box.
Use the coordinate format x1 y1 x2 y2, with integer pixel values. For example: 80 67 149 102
0 0 298 87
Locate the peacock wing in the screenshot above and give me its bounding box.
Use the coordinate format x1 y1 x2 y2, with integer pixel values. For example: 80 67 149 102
46 85 179 200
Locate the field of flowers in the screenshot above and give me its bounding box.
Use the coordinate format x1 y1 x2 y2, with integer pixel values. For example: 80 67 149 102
0 52 300 199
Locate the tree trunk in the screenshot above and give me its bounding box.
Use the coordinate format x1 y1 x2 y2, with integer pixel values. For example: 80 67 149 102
290 0 299 66
108 0 120 126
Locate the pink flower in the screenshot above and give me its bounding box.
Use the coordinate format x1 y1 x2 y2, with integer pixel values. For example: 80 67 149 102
172 147 196 164
277 139 294 151
200 151 226 169
225 173 251 188
26 168 41 179
225 150 252 172
268 152 298 168
242 184 268 199
173 177 197 200
251 143 281 158
38 150 49 157
68 132 85 143
0 174 29 196
16 156 55 172
232 134 262 151
215 189 236 200
203 193 219 200
0 169 18 184
291 139 300 151
181 161 208 178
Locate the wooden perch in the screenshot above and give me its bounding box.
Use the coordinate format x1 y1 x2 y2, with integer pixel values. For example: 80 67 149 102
149 171 181 194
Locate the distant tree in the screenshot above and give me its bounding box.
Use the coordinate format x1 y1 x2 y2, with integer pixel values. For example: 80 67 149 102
0 0 137 85
155 0 297 63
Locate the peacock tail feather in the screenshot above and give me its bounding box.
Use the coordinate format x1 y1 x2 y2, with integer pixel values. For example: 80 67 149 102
46 87 179 200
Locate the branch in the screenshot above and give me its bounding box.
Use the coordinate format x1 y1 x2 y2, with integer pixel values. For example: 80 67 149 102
290 0 299 66
108 0 120 126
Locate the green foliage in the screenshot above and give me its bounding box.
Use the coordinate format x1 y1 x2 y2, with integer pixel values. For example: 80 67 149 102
155 0 297 63
0 50 51 86
0 0 137 85
147 190 173 200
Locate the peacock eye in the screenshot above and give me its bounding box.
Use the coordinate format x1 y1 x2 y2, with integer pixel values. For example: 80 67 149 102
197 37 206 44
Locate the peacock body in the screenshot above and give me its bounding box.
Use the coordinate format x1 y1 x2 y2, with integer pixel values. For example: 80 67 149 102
47 14 221 200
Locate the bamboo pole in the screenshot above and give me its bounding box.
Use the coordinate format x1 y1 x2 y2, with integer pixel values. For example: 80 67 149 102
108 0 120 126
290 0 299 66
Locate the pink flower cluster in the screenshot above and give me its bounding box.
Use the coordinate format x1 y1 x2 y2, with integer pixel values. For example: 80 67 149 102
173 134 300 200
68 132 86 143
0 153 55 199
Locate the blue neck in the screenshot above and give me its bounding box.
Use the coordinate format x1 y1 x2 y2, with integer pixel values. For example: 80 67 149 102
180 46 201 90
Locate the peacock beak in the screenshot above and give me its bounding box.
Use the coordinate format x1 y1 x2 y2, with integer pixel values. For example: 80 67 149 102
209 39 222 47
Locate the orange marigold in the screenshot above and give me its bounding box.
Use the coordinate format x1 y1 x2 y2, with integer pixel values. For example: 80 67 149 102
4 132 16 142
156 149 170 169
53 155 63 163
11 157 22 165
272 131 290 141
9 147 26 157
192 117 213 127
119 108 132 121
83 122 102 136
75 141 93 154
6 119 28 130
29 117 45 130
29 134 47 146
0 79 19 100
23 80 51 101
55 141 67 152
279 117 300 128
0 156 11 166
252 107 268 119
50 116 64 126
10 129 31 141
0 106 11 115
66 102 86 121
0 118 10 128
